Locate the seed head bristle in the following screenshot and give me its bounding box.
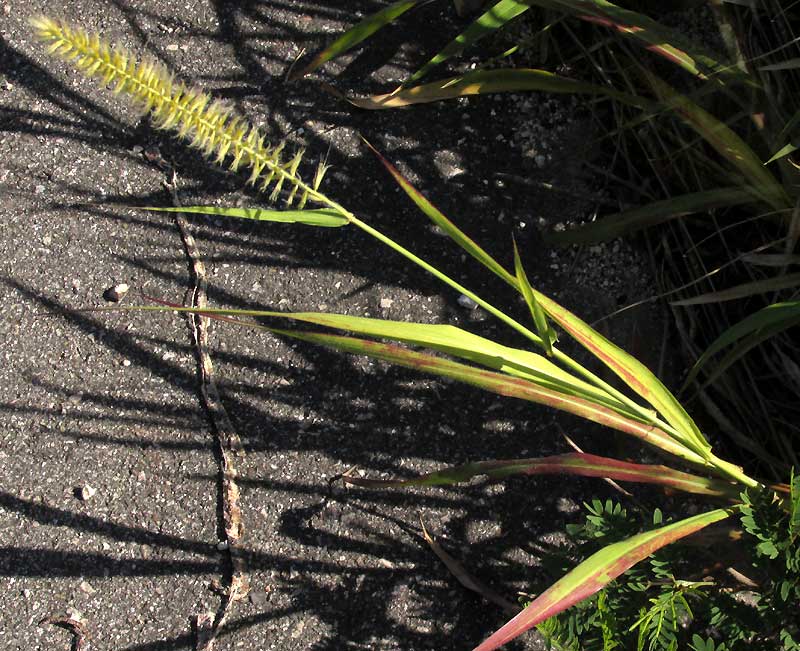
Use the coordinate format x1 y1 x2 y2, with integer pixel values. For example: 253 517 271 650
31 16 326 208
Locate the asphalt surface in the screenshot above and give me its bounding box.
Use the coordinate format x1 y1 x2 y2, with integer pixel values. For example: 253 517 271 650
0 2 666 650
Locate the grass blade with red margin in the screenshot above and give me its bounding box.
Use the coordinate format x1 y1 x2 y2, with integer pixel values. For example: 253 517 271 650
472 508 732 651
346 452 737 498
345 68 647 109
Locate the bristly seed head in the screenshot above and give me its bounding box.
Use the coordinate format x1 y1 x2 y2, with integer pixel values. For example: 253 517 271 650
31 16 329 208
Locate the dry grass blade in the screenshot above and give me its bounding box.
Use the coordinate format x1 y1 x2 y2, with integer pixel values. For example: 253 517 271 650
671 273 800 306
419 516 520 615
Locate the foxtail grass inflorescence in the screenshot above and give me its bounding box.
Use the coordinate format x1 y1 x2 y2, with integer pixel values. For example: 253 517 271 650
31 16 329 208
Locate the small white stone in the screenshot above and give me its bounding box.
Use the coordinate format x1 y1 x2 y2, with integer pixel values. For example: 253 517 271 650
78 484 96 501
122 359 132 367
165 43 179 51
79 580 96 595
104 283 129 302
379 298 393 309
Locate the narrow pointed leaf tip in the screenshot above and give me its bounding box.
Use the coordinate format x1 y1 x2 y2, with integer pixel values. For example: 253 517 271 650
533 291 711 457
291 0 420 80
33 17 328 209
362 137 516 287
406 0 533 85
473 509 731 651
513 239 555 356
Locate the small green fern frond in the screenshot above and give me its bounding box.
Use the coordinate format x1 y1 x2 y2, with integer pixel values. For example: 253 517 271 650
31 16 332 209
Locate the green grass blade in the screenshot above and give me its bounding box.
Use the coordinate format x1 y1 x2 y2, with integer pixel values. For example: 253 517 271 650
766 108 800 164
472 509 731 651
405 0 532 86
533 292 712 458
513 239 555 356
141 205 349 227
643 71 790 212
346 68 647 109
83 300 706 465
547 187 758 245
765 142 798 166
531 0 745 83
671 273 800 306
270 328 704 463
173 306 635 415
347 452 737 498
359 146 697 439
364 138 517 286
683 301 800 389
289 0 420 80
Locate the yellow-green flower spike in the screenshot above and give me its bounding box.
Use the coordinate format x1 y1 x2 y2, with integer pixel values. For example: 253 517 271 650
31 16 323 207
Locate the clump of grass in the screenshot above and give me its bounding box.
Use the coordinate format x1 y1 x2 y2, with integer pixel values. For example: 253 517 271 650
31 13 796 651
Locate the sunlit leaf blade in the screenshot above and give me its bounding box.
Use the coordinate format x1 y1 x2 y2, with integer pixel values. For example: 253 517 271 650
406 0 532 85
269 328 702 462
363 138 516 287
671 273 800 306
683 301 800 389
766 142 798 166
346 452 737 497
530 0 741 82
547 187 758 245
87 300 704 465
513 239 555 356
346 68 647 109
289 0 420 80
176 306 634 415
472 509 731 651
141 205 349 227
533 291 712 457
643 72 790 212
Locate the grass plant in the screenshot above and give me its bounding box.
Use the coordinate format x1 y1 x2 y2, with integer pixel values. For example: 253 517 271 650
32 12 799 651
290 0 800 477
